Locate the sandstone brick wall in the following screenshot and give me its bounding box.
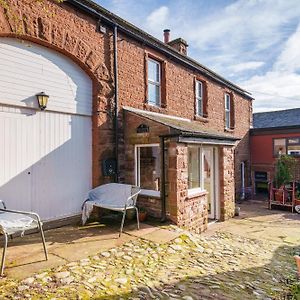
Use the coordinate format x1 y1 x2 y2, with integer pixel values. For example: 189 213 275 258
219 146 235 220
0 0 252 228
167 142 208 233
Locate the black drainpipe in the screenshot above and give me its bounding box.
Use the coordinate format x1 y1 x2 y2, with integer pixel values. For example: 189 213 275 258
160 136 166 222
113 25 119 183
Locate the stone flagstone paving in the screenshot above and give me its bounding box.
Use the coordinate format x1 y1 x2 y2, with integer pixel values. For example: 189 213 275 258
0 226 298 299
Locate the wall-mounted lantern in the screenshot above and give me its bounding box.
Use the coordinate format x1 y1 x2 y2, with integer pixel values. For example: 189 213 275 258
36 92 49 111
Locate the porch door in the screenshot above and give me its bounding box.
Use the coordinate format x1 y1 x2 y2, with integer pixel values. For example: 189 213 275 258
203 147 218 219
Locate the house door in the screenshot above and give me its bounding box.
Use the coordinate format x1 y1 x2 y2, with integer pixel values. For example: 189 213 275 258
203 147 218 220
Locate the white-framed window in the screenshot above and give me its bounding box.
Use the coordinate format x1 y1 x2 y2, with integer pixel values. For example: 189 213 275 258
135 144 160 197
195 80 203 116
225 93 231 129
147 58 161 106
188 146 205 196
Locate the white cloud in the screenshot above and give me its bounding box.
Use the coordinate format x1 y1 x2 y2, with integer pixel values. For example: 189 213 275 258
146 6 169 34
98 0 300 113
274 23 300 72
241 71 300 112
241 21 300 112
229 61 265 72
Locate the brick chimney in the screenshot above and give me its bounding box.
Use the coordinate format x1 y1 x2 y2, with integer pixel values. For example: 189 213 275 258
168 38 188 55
163 29 188 55
163 29 170 43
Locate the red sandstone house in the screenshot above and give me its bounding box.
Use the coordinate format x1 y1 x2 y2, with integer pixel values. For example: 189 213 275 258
251 108 300 194
0 0 253 233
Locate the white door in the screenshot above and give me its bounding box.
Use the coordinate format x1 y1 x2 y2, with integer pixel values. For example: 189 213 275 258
0 38 92 221
203 147 219 220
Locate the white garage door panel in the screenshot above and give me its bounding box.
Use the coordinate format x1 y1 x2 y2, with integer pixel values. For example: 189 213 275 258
31 111 92 220
0 38 93 116
0 38 93 221
0 106 32 212
0 106 92 220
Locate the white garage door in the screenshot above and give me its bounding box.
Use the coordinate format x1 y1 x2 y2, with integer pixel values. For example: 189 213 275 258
0 38 92 221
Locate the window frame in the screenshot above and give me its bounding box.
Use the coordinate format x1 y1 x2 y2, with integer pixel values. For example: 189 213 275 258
273 138 287 157
195 80 203 116
134 143 161 197
273 137 300 157
147 58 161 106
187 146 204 196
224 93 231 129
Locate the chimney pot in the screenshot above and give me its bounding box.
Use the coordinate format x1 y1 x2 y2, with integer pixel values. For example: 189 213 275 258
163 29 170 43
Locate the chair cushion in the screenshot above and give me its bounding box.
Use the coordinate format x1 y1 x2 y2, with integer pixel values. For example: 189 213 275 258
0 212 37 234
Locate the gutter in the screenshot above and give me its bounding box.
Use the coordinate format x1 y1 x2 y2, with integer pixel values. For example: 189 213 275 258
66 0 253 100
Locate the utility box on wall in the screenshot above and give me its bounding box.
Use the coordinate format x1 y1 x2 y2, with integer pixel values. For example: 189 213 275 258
102 158 116 177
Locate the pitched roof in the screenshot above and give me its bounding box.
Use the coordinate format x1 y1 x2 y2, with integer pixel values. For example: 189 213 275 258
67 0 253 100
253 108 300 129
123 106 239 142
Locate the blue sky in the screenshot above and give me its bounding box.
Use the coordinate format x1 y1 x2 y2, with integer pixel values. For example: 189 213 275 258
96 0 300 112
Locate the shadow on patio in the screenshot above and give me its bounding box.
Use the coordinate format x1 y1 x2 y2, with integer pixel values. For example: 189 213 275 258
1 215 178 279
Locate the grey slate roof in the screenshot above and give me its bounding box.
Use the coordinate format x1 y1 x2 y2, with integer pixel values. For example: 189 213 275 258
253 108 300 129
123 106 238 141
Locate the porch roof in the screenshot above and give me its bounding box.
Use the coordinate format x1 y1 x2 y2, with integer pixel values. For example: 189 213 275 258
123 106 239 145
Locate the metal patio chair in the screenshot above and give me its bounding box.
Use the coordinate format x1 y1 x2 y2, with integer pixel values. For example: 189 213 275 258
82 184 141 237
0 200 48 276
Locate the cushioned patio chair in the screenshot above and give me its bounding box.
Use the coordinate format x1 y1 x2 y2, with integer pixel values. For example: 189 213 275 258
0 200 48 276
82 183 141 237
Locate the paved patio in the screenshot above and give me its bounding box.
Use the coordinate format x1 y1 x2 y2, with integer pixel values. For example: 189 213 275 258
0 200 300 299
2 216 180 279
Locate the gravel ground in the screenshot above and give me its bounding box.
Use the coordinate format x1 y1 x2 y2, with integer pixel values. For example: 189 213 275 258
0 226 298 300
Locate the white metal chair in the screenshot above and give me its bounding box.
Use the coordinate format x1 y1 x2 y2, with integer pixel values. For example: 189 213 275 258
0 200 48 276
82 184 141 237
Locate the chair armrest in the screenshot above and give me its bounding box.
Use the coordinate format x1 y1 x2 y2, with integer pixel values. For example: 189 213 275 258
126 189 141 206
0 208 42 223
0 200 6 209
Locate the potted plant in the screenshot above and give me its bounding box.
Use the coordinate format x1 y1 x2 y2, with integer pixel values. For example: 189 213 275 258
126 208 136 220
274 155 297 202
294 183 300 206
138 207 147 222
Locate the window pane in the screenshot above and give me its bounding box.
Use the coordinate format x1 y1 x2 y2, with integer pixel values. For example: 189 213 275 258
288 138 300 145
148 60 160 82
274 139 286 156
288 145 300 156
188 147 200 189
196 81 202 98
225 111 230 128
197 99 203 116
225 94 230 109
148 83 160 105
139 146 161 191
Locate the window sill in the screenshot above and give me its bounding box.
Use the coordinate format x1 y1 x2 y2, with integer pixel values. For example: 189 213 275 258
143 103 167 111
224 128 234 133
187 188 208 199
140 189 160 198
194 115 209 123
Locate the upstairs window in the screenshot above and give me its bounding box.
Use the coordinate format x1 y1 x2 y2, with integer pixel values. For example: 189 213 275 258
225 93 231 129
287 137 300 156
147 59 161 106
195 80 203 116
274 138 286 157
273 137 300 157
